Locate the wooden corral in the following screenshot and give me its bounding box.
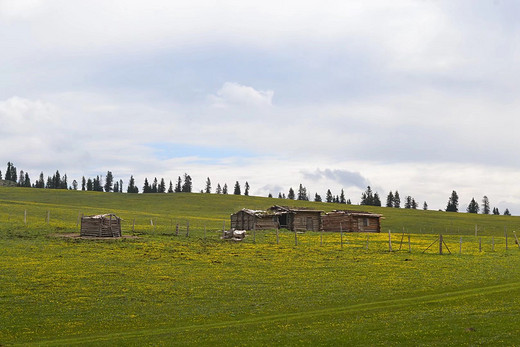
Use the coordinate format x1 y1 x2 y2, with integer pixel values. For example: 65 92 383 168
322 210 382 233
267 205 323 232
230 209 278 230
80 214 122 237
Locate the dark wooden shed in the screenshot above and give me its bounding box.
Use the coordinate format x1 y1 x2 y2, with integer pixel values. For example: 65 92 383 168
322 210 382 233
80 214 122 237
230 209 278 230
267 205 322 232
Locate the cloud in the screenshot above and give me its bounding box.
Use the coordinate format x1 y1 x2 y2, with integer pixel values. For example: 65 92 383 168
302 169 369 189
209 82 273 108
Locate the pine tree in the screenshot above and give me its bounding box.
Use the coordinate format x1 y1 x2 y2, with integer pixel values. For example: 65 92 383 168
446 190 459 212
297 184 307 200
278 192 283 199
61 174 68 189
493 207 500 215
72 180 78 190
175 177 182 193
423 201 428 210
393 191 400 208
467 198 479 213
127 175 137 193
504 208 511 216
268 193 273 198
222 184 228 194
405 196 412 209
373 193 381 206
287 187 295 200
17 170 25 187
326 189 333 203
104 171 113 192
244 182 250 196
81 176 86 191
158 178 166 193
233 181 241 195
143 178 151 193
87 178 93 191
314 193 322 202
482 196 490 215
181 174 192 193
340 189 346 204
411 198 418 209
152 177 158 193
216 183 222 194
205 177 211 194
360 186 374 205
0 170 2 180
114 181 119 193
168 180 174 193
386 191 394 207
347 199 351 204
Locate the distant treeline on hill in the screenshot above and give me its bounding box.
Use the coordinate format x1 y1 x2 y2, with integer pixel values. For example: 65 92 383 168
0 162 512 216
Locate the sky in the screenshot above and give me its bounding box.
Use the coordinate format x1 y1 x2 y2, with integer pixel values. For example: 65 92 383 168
1 0 520 213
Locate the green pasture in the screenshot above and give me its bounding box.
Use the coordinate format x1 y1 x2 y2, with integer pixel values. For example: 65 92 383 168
2 187 520 345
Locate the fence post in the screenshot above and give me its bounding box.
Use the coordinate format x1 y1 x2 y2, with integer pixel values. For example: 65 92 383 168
408 234 411 253
388 230 392 252
505 227 508 250
222 220 225 239
24 210 27 225
186 220 190 237
459 236 462 255
366 234 369 250
132 218 135 233
320 229 323 246
276 226 279 245
479 237 482 252
253 225 256 244
439 234 443 255
513 231 520 249
492 236 495 252
294 229 298 246
475 224 478 237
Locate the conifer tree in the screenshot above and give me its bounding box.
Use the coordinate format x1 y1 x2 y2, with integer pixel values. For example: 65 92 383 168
386 191 394 207
493 207 500 215
446 190 459 212
504 208 511 216
152 177 158 193
72 180 78 190
373 193 381 206
216 183 222 194
268 193 273 198
181 174 192 193
287 187 295 200
158 178 166 193
87 178 93 191
393 191 400 208
297 184 307 200
482 196 490 215
168 180 174 193
104 171 113 192
81 176 86 191
467 198 479 213
222 183 228 194
340 189 346 204
113 181 119 193
244 181 250 196
175 176 182 193
314 193 322 202
278 192 283 199
326 189 333 203
205 177 211 194
0 170 2 180
127 175 138 193
423 202 428 210
234 181 241 195
143 178 151 193
347 199 351 204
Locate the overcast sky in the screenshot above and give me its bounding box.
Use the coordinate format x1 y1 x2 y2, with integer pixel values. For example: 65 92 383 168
2 0 520 213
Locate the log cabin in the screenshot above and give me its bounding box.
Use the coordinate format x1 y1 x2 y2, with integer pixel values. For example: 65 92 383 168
321 210 382 233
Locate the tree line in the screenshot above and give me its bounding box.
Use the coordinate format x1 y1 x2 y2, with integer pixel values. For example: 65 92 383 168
0 162 512 215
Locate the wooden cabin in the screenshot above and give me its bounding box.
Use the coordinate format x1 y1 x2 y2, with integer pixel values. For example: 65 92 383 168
267 205 322 232
80 214 122 237
230 209 278 230
322 210 382 233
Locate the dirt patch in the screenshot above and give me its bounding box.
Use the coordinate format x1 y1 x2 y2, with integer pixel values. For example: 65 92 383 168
52 233 139 240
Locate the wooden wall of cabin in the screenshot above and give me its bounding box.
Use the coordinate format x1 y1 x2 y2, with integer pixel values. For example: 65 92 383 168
291 212 321 232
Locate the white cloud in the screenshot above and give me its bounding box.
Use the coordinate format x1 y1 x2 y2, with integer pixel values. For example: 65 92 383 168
209 82 273 108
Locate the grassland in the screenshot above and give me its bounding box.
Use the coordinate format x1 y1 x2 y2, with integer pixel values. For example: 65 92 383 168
2 187 520 345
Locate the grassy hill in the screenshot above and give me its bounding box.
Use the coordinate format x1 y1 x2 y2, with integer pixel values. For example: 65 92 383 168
2 187 520 345
0 186 518 236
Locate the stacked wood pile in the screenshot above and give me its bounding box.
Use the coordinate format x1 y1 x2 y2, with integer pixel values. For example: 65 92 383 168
322 210 382 233
80 214 122 237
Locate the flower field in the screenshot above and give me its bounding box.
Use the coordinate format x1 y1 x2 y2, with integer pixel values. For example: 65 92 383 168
2 187 520 345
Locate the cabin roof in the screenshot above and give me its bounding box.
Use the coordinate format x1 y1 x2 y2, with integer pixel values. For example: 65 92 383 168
326 210 382 218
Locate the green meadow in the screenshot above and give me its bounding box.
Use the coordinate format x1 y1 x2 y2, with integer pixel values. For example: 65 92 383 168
2 187 520 346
